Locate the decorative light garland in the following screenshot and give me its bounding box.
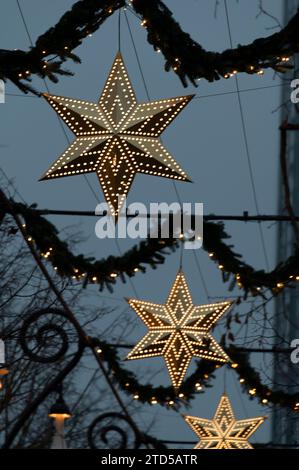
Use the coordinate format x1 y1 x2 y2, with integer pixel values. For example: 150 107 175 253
93 338 218 407
0 197 179 291
131 0 296 86
2 197 299 294
0 0 125 93
92 339 299 411
1 0 298 93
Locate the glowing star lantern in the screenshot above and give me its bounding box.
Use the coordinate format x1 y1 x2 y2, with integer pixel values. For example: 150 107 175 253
184 394 266 449
126 271 233 390
40 53 193 220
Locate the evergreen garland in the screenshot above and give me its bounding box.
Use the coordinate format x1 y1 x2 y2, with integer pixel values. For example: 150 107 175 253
94 340 299 412
1 0 298 93
1 197 299 294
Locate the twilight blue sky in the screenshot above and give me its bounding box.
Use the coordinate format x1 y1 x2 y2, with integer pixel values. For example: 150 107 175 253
0 0 293 447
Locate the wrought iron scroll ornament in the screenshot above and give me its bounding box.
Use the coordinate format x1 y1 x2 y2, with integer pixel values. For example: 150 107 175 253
19 308 74 363
87 412 166 449
3 308 85 448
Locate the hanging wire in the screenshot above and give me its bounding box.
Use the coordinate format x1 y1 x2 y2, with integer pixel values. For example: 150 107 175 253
124 10 151 101
124 8 211 298
8 2 144 435
223 364 227 394
6 82 287 101
0 167 26 203
192 251 210 298
223 0 270 270
16 0 33 46
118 8 121 52
15 0 140 299
179 238 184 270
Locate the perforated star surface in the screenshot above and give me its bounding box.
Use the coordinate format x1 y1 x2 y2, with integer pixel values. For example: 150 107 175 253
40 53 193 220
126 271 233 390
184 394 266 449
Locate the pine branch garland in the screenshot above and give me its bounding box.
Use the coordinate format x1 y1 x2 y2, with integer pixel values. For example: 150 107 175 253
132 0 298 86
1 195 299 295
1 0 299 93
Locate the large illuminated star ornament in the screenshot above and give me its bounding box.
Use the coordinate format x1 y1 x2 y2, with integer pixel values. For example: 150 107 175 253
40 53 193 220
126 271 233 389
184 394 266 449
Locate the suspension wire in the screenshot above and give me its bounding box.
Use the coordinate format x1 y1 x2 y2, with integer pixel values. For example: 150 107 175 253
179 238 184 270
24 209 299 222
8 1 291 446
16 0 33 46
17 0 100 202
1 187 142 444
124 8 211 297
14 0 142 428
193 83 287 99
6 82 287 101
124 10 151 101
118 8 121 52
224 0 270 270
15 0 139 299
192 251 210 298
223 364 227 394
71 369 99 412
0 167 26 204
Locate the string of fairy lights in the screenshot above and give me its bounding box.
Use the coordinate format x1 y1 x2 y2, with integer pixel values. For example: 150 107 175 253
7 198 299 295
1 0 295 95
13 0 291 88
128 2 292 80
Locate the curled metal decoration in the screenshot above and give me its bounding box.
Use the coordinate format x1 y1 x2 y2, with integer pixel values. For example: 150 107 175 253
20 308 78 363
5 308 85 448
88 413 138 449
88 412 166 450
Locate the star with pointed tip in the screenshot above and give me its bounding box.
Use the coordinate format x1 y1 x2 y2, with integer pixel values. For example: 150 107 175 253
40 53 193 220
126 271 233 390
184 394 266 449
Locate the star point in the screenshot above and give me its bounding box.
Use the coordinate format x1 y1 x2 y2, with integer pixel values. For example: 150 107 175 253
126 271 233 390
184 394 266 449
40 53 193 220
